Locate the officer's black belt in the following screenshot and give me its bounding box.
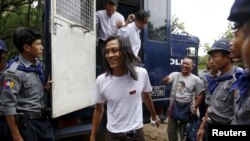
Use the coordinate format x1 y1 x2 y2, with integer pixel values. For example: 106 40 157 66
207 117 230 125
21 112 47 120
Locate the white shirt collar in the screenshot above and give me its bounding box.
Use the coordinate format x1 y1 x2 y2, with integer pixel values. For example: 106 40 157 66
131 22 141 33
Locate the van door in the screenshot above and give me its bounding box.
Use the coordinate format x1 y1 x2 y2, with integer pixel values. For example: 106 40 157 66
143 0 171 99
49 0 96 118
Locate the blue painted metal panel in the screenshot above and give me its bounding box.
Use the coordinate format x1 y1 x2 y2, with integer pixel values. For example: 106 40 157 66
144 33 200 99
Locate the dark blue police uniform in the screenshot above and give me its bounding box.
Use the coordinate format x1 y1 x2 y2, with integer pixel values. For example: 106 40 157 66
1 55 54 141
0 39 12 141
231 69 250 124
228 0 250 125
206 39 240 124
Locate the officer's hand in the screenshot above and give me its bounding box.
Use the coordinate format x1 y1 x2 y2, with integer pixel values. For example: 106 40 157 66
44 74 53 92
44 80 53 92
196 128 205 141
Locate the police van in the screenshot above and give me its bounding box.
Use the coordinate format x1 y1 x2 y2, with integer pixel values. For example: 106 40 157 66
43 0 200 139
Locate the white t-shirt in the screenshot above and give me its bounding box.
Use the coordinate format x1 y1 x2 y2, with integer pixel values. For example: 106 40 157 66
96 10 125 41
117 22 141 56
168 72 203 103
94 67 152 133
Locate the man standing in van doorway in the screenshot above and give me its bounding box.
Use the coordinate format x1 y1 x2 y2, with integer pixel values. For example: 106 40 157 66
96 0 125 75
90 36 160 141
117 10 150 58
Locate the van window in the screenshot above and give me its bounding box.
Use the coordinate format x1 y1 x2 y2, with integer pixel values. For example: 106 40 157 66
147 0 167 42
186 47 197 56
56 0 94 31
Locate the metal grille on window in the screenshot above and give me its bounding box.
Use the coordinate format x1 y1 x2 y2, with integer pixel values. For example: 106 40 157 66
56 0 94 31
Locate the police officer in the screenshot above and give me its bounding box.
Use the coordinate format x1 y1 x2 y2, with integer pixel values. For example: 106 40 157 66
196 39 241 141
203 59 220 106
199 57 220 118
228 0 249 60
227 0 250 125
1 27 54 141
0 39 12 141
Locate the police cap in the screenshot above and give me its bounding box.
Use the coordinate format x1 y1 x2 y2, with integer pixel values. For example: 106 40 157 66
207 39 231 55
228 0 250 23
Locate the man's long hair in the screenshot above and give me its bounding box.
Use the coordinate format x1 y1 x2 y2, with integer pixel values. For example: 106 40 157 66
104 36 138 81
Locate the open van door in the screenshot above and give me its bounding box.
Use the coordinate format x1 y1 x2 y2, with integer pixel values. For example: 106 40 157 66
143 0 171 100
47 0 96 118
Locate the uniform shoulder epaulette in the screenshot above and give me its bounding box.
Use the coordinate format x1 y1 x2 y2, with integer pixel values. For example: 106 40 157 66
7 61 20 73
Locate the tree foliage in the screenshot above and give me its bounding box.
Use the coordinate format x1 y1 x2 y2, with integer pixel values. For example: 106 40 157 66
171 14 190 35
147 21 167 41
198 43 211 71
220 23 234 40
198 22 245 70
0 0 44 59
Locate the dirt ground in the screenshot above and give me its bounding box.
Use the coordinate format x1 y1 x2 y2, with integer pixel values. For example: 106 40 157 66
64 123 169 141
144 123 168 141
